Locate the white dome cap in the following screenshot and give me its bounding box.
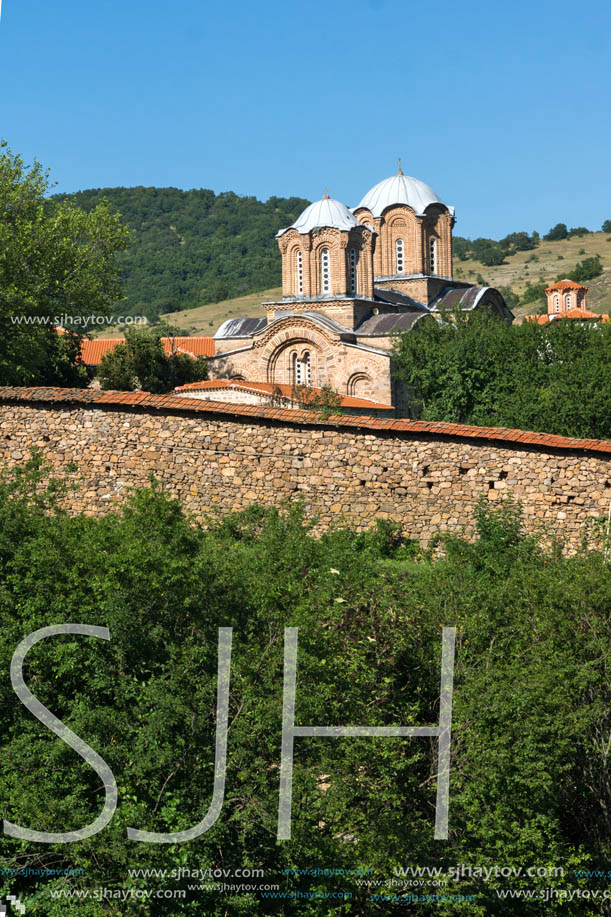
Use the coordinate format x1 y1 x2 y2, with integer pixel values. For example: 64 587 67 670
277 195 361 236
356 170 451 218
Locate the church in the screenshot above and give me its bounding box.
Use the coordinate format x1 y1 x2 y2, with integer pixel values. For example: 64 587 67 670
191 166 513 415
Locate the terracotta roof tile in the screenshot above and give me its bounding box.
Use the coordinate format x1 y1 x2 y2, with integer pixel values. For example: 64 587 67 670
78 336 215 365
545 279 588 292
173 379 393 411
1 386 611 456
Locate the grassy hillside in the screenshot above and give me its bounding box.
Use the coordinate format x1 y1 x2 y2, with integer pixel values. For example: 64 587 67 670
455 232 611 317
161 287 282 334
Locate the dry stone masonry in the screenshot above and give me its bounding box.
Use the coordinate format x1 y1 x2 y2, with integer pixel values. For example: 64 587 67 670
1 388 610 551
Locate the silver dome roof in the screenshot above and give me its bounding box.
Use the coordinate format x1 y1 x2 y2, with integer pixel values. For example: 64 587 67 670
277 196 361 236
356 172 450 217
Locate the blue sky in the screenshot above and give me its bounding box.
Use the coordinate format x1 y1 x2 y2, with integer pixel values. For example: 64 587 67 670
1 0 610 238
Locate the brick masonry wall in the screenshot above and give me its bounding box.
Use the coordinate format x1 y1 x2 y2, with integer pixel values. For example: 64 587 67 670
1 390 610 550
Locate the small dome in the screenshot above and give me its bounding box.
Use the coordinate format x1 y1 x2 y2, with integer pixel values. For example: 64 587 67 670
277 195 361 236
356 172 450 218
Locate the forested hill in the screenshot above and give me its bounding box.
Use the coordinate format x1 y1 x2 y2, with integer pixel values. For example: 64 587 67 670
51 187 310 321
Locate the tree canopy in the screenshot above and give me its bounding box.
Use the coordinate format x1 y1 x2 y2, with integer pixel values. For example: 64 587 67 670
0 143 130 386
51 187 310 322
98 325 208 393
392 309 611 439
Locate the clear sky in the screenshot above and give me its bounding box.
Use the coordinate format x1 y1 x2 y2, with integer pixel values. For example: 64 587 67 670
1 0 610 238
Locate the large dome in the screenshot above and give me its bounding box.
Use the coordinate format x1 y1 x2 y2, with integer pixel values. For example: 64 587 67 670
355 172 449 218
277 195 361 236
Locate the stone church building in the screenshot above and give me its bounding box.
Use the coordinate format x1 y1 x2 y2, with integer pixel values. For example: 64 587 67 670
201 167 513 415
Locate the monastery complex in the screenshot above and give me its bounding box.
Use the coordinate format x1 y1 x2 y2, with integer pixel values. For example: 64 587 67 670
197 166 512 415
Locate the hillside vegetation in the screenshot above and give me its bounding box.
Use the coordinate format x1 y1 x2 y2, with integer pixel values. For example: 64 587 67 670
51 187 309 323
455 231 611 317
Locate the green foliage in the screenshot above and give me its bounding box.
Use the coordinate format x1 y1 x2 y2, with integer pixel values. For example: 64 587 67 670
602 219 611 233
521 281 547 304
471 238 505 266
499 230 538 253
544 222 569 241
454 231 539 262
51 187 310 322
291 384 344 420
564 254 603 283
98 325 208 393
453 236 471 261
568 226 590 238
0 143 130 386
496 286 520 310
0 468 608 915
392 308 611 438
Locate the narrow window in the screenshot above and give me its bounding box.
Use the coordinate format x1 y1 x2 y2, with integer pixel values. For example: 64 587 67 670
295 355 304 386
321 248 331 293
566 295 572 310
395 239 404 274
429 238 437 275
303 352 311 386
554 295 560 313
349 248 357 294
292 352 298 384
296 251 303 295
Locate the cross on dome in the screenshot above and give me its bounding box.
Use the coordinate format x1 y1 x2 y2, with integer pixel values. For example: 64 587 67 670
395 157 404 176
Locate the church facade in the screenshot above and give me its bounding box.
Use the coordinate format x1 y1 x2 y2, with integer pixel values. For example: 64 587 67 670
203 167 513 415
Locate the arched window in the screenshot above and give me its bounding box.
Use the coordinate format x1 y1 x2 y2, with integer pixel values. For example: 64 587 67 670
293 352 311 387
429 238 437 275
321 248 331 293
296 250 303 295
349 248 357 294
395 239 405 274
554 295 560 313
294 354 304 386
566 295 572 310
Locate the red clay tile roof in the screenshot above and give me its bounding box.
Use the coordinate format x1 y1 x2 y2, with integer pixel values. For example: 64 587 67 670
1 386 611 455
545 279 589 292
524 309 609 324
562 308 603 320
173 379 394 411
78 336 215 365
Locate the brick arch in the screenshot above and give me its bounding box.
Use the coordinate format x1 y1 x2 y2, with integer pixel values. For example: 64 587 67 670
347 371 375 399
256 319 339 387
267 338 324 386
354 208 373 225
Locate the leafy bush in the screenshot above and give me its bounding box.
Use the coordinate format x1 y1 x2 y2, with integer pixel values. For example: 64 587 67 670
392 308 611 438
98 325 208 392
544 222 569 241
521 281 547 304
564 254 603 283
0 466 608 914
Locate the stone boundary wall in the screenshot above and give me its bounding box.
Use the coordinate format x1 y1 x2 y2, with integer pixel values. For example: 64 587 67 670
1 388 610 549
